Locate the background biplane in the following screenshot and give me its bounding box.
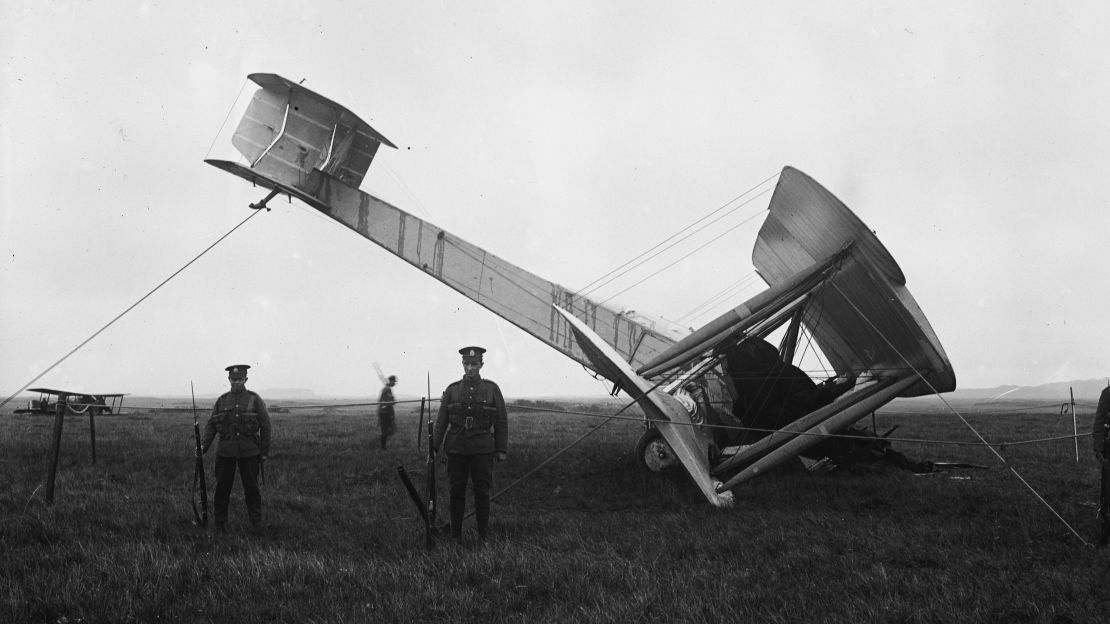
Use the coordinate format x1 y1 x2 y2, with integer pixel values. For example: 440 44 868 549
14 388 125 504
14 388 125 416
206 73 956 507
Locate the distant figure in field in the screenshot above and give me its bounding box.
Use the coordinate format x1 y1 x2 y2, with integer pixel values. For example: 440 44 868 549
201 364 272 533
433 346 508 543
378 374 398 449
1093 385 1110 547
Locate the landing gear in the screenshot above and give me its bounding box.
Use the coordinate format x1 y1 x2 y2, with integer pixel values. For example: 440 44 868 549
635 427 677 472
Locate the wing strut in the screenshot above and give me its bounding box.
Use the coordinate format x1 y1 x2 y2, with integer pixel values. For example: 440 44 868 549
637 244 852 378
553 306 734 507
714 373 918 492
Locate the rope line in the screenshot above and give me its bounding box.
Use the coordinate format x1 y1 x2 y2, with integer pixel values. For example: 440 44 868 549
94 398 1092 451
576 172 779 298
581 190 771 300
829 282 1092 546
676 271 763 326
0 210 264 412
204 78 250 159
504 403 1094 449
477 390 664 508
596 207 770 306
884 402 1074 416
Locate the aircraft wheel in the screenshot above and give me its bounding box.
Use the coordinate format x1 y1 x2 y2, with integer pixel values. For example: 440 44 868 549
65 402 90 415
635 427 677 472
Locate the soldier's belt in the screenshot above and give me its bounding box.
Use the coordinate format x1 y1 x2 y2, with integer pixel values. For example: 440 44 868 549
462 416 492 431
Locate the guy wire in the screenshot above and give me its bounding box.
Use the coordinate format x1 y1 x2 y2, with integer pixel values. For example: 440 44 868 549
0 209 265 412
204 78 250 160
829 282 1092 547
577 172 779 298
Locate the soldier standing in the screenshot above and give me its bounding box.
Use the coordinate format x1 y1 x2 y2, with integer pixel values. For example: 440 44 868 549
202 364 272 532
1093 385 1110 547
378 374 398 449
433 346 508 543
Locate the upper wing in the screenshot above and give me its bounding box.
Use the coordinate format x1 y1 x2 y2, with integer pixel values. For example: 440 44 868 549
28 388 69 396
753 167 955 396
27 388 125 398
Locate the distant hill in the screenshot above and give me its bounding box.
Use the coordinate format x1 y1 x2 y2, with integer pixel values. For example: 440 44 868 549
257 388 317 400
8 380 1108 414
943 378 1108 403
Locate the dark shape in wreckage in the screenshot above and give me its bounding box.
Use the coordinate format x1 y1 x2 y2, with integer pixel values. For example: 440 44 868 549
206 73 956 507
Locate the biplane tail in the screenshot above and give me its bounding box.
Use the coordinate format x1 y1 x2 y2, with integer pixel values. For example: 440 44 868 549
206 73 396 212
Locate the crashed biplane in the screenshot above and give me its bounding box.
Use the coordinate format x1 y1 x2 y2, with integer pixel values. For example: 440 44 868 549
206 73 955 507
14 388 125 416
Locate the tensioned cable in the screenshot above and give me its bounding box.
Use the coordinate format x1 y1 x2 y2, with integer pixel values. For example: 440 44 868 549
576 171 779 298
284 168 775 372
795 318 834 380
478 355 712 508
677 277 755 326
475 397 650 511
376 161 433 222
434 187 771 317
582 189 773 301
129 397 437 412
204 79 250 159
0 210 265 412
505 403 1093 449
829 282 1091 546
108 394 1086 449
596 209 770 307
882 402 1071 416
676 271 763 326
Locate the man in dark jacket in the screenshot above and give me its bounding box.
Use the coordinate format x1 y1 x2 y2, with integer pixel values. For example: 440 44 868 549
202 364 272 532
1093 385 1110 547
433 346 508 542
378 374 397 449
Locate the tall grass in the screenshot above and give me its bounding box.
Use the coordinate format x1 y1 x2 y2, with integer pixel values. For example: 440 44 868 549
2 399 1108 623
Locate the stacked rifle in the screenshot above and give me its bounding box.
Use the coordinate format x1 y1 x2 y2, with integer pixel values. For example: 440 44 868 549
397 396 443 549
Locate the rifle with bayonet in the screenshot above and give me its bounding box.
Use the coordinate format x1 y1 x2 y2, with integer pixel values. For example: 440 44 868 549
396 394 446 549
424 397 439 533
190 382 208 527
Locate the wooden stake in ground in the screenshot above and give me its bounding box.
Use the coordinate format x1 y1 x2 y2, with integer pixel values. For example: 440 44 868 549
45 394 66 505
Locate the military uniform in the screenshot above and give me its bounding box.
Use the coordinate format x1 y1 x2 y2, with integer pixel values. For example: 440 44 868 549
1093 386 1110 461
1093 386 1110 547
202 364 271 530
433 346 508 540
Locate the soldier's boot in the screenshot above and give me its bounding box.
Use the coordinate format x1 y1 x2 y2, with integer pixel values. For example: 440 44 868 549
475 493 490 540
450 508 465 542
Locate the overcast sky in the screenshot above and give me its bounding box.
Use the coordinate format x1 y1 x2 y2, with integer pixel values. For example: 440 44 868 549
2 2 1108 401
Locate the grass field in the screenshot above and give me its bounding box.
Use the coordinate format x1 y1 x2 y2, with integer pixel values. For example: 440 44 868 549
2 396 1108 623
